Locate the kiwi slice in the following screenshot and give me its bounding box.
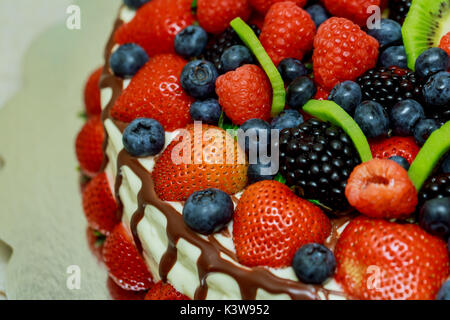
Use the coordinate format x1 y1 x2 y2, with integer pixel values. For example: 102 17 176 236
303 100 373 162
230 18 286 118
408 121 450 191
402 0 450 70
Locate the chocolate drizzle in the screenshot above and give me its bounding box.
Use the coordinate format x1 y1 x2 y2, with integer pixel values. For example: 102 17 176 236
98 7 348 300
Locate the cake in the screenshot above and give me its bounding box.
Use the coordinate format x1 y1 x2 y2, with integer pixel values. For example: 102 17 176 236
76 0 450 300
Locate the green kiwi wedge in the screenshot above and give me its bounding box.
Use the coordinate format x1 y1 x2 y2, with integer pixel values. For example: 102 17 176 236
303 100 373 162
403 0 450 70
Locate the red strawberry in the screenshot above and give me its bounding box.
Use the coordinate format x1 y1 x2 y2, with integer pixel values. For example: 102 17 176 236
86 227 104 262
82 172 119 235
233 180 331 268
345 159 418 219
110 54 194 131
75 115 105 177
314 85 330 100
249 0 307 14
114 0 194 56
144 282 190 300
370 136 420 164
153 124 248 201
103 223 153 291
322 0 381 26
216 64 272 125
197 0 251 34
84 67 103 117
313 17 379 90
335 217 449 300
107 278 147 300
260 1 316 66
439 32 450 57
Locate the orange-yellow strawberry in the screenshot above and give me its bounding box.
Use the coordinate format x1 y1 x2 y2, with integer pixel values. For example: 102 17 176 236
82 172 119 235
114 0 194 56
103 223 153 291
152 124 248 201
145 282 190 300
335 217 449 300
233 180 331 268
75 115 105 177
110 54 194 131
83 67 103 117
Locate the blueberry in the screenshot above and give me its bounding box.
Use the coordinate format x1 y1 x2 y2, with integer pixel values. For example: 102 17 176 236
271 109 304 131
388 156 410 171
366 19 402 48
305 4 329 28
379 45 408 68
181 60 218 99
422 71 450 107
441 152 450 173
413 118 440 146
123 118 165 157
189 99 222 125
110 43 149 78
292 243 336 284
219 45 254 73
183 188 234 235
286 76 317 109
415 48 449 79
238 119 271 161
123 0 150 9
174 26 208 58
437 281 450 300
328 81 362 115
419 197 450 239
277 58 308 84
390 99 425 136
354 101 390 139
247 161 277 184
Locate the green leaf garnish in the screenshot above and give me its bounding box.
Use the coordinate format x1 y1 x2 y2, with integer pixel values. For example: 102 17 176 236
230 18 286 118
274 173 286 184
408 121 450 191
303 100 373 163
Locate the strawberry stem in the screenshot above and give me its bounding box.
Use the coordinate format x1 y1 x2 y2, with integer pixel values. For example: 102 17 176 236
303 100 373 163
408 121 450 191
230 18 286 118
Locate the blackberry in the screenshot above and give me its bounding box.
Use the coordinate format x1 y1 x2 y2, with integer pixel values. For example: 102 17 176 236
419 173 450 205
279 119 361 212
388 0 412 25
356 66 423 110
202 25 260 71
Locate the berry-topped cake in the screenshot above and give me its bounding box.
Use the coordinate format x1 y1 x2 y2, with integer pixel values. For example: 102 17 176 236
76 0 450 300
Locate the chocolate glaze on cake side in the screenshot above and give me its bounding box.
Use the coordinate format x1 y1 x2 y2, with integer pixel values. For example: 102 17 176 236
98 7 348 300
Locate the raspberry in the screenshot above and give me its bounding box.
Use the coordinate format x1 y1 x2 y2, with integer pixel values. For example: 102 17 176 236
111 54 194 131
313 17 379 90
345 159 418 219
322 0 381 26
260 1 316 66
249 0 307 14
83 67 103 117
114 0 194 56
197 0 251 35
439 32 450 57
216 64 272 125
